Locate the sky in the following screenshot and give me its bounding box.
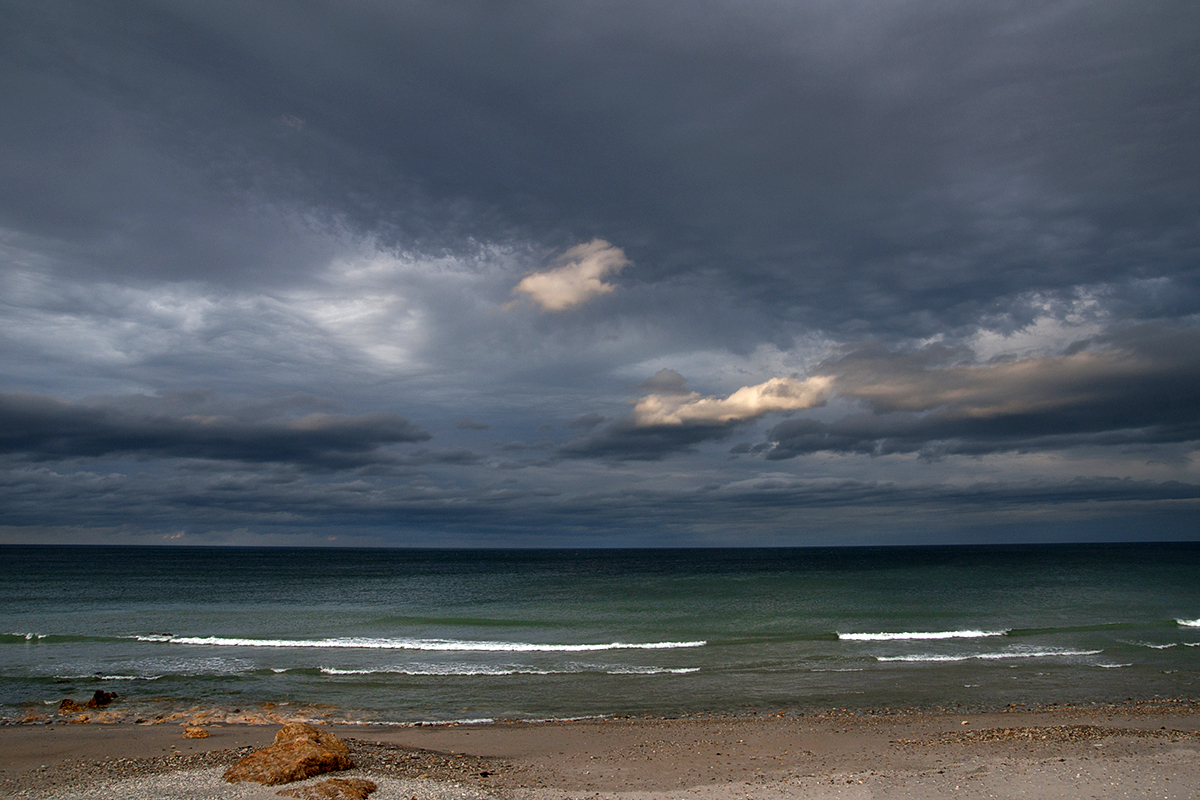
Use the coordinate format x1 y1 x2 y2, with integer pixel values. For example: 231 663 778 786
1 0 1199 547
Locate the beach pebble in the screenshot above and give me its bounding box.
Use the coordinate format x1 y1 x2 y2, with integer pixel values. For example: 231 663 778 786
276 777 378 799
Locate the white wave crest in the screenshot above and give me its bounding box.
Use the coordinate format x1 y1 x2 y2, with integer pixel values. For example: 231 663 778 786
1176 619 1200 628
54 673 163 681
877 647 1102 663
322 665 553 676
136 635 706 652
320 664 700 677
838 629 1009 641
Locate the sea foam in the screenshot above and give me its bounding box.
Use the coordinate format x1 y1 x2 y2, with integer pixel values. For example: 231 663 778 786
876 647 1101 662
319 664 699 676
134 635 706 652
838 629 1008 641
1176 618 1200 628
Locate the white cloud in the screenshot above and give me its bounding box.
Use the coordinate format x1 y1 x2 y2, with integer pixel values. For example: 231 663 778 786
511 239 629 311
633 375 833 426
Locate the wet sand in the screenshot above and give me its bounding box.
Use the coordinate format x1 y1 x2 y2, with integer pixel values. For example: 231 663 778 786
3 703 1199 799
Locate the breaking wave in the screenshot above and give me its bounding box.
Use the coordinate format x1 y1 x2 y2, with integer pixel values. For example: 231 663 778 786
319 664 699 677
134 635 706 652
877 647 1102 663
838 629 1009 641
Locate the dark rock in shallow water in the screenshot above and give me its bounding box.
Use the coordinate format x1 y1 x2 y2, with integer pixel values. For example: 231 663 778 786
276 777 377 799
85 690 117 708
224 722 354 785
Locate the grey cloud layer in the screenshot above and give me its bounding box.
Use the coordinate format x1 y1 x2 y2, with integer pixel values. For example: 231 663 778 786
1 0 1198 544
5 1 1198 332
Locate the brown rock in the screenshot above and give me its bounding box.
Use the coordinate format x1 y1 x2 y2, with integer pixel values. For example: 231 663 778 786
58 698 85 713
182 726 211 738
276 777 378 799
84 690 117 708
223 722 353 785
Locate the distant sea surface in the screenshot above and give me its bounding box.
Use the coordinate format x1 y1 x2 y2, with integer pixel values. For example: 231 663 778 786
2 544 1198 724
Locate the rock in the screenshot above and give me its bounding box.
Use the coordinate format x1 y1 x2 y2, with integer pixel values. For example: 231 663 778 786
182 726 211 738
276 777 378 799
85 690 117 708
58 699 85 713
223 722 354 785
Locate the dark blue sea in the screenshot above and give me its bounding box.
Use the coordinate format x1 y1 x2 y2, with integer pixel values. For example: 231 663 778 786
2 544 1198 724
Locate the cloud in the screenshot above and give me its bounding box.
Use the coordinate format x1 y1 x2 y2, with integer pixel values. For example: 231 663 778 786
511 240 629 311
568 412 606 430
763 325 1200 459
638 368 690 395
455 418 491 430
0 391 431 470
632 375 833 426
560 372 833 460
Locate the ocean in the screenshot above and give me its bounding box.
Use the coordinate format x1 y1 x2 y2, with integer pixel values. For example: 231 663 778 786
2 543 1198 725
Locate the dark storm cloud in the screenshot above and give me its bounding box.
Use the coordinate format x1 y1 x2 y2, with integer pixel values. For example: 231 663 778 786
4 0 1197 334
2 0 1200 545
2 457 1196 544
559 418 741 462
765 325 1200 459
562 324 1200 462
0 391 430 470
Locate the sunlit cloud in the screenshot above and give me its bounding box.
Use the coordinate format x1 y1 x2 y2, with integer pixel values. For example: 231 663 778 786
511 239 629 312
633 375 833 426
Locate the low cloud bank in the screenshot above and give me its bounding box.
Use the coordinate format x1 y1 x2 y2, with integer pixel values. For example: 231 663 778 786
565 325 1200 461
0 392 431 470
765 326 1200 459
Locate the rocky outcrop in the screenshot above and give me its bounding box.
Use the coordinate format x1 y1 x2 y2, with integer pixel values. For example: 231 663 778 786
223 722 353 785
182 726 211 738
276 777 377 799
58 690 117 714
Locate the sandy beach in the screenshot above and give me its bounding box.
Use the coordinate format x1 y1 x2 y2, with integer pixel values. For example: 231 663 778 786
2 702 1199 799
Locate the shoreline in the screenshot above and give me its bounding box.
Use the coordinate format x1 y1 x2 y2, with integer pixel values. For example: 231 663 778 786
3 701 1200 798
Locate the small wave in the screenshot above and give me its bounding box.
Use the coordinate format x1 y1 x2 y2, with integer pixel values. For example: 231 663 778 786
322 665 552 676
1177 619 1200 628
135 635 705 652
605 666 700 675
2 633 48 643
877 647 1102 663
53 674 163 681
838 629 1008 641
1134 642 1178 650
320 664 700 677
1095 663 1132 669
